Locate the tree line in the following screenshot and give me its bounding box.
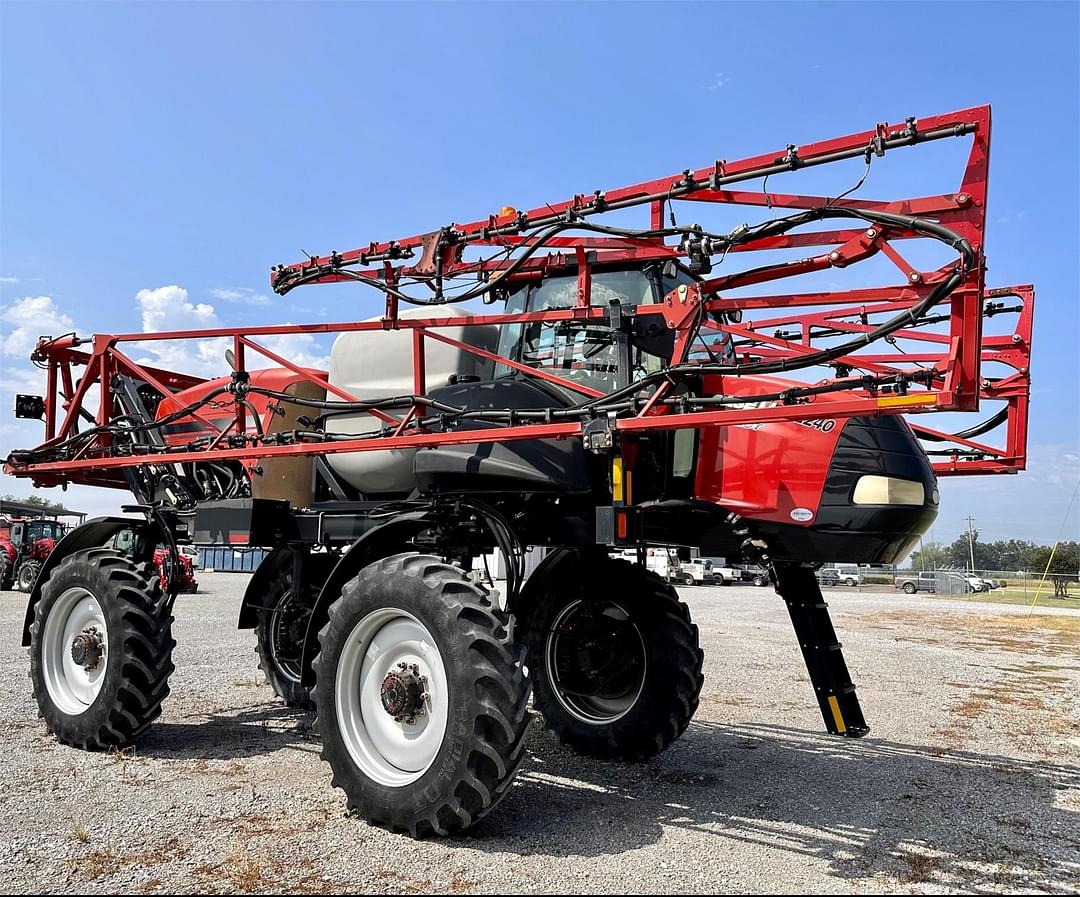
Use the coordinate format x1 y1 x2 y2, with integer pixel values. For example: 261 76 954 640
909 530 1079 577
0 493 71 515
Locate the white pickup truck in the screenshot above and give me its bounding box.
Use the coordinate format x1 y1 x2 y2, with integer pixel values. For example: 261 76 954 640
712 564 743 585
679 559 716 585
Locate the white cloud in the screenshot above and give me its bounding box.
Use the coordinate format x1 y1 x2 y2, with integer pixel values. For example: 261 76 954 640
707 72 730 91
253 331 329 371
136 285 217 333
210 287 271 306
0 276 19 284
133 285 228 378
134 285 327 378
0 295 76 358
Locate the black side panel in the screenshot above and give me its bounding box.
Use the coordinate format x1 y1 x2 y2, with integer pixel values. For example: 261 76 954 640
191 498 295 547
820 415 936 508
414 378 593 495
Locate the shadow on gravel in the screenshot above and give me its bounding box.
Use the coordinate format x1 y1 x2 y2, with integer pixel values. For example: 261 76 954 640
131 705 1079 892
137 703 318 760
469 720 1080 893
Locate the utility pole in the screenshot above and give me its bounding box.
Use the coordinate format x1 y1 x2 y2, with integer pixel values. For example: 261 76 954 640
964 515 977 572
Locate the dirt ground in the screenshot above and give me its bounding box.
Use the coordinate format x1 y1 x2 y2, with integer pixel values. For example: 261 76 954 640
0 574 1076 894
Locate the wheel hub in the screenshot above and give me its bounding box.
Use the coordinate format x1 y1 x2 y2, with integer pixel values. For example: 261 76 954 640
70 625 105 672
379 662 428 724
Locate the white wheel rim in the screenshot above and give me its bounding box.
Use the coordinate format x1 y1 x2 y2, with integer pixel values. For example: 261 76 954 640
546 599 647 725
334 608 449 787
42 587 109 715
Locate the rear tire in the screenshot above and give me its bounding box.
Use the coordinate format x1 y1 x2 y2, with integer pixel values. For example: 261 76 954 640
313 552 531 837
903 581 917 594
29 549 174 750
254 566 314 709
17 560 41 593
526 557 703 761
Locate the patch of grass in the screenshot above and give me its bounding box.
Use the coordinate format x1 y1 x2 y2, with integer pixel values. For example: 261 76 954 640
928 588 1080 610
897 849 938 883
70 837 189 880
195 854 343 894
377 869 431 893
858 609 1080 655
72 824 90 843
231 857 269 892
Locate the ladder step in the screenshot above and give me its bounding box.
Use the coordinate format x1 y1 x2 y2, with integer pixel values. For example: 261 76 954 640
775 562 869 738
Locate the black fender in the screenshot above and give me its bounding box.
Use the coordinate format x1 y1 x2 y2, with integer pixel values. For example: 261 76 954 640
237 546 295 630
508 546 608 636
298 512 434 687
21 515 162 646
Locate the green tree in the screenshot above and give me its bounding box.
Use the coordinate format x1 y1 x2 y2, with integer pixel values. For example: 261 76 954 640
0 493 69 515
909 542 948 571
982 538 1039 572
1030 541 1079 597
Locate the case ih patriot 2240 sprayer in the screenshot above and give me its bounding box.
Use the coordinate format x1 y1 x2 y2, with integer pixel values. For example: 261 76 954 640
4 107 1033 836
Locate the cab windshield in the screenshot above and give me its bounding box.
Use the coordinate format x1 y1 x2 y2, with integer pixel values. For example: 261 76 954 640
26 521 61 541
495 267 725 393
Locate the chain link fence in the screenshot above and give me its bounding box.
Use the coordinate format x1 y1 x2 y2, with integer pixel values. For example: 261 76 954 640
818 567 1079 600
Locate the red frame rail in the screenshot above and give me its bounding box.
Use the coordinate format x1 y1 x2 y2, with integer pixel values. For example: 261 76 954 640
5 105 1031 488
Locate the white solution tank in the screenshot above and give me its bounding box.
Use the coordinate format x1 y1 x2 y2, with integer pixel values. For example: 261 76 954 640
325 306 498 494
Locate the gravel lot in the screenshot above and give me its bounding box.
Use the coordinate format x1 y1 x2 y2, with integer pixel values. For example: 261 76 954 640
0 573 1077 894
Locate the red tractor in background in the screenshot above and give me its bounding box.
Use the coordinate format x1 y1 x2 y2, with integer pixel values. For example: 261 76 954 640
109 528 199 594
4 106 1036 836
152 547 198 594
0 515 197 594
0 515 65 592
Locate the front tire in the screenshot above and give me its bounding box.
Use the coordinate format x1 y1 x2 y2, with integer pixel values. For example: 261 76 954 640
526 557 704 761
313 552 531 837
29 549 174 750
17 560 41 592
254 566 314 709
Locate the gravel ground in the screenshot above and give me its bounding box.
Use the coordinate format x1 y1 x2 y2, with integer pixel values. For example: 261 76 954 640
0 573 1077 894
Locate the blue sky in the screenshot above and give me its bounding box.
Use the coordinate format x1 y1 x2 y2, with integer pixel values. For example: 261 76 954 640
1 1 1077 548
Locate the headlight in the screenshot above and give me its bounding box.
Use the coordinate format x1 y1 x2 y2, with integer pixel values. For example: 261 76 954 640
852 475 925 506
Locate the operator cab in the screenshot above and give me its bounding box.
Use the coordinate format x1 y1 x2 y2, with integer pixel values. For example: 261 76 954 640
11 519 63 546
411 261 719 499
494 261 733 395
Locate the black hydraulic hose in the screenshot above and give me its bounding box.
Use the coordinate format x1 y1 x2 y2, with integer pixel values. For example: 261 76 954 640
273 119 975 297
917 406 1010 442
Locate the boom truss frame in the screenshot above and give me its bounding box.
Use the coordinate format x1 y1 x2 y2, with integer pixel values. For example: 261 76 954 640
4 105 1033 489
